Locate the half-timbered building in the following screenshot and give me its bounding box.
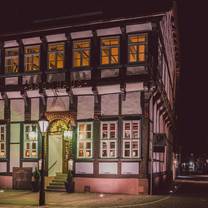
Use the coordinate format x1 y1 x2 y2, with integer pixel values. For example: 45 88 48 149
0 2 180 194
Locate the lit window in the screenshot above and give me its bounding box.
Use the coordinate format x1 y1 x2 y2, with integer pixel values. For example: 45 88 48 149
100 121 117 158
101 37 119 65
0 125 6 158
24 124 38 159
123 121 140 158
24 45 40 72
128 34 147 63
73 40 90 67
48 43 64 70
77 122 93 158
5 48 19 73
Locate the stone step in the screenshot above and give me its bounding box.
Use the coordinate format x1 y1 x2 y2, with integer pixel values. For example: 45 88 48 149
50 181 65 186
47 185 65 190
46 188 66 192
48 183 65 188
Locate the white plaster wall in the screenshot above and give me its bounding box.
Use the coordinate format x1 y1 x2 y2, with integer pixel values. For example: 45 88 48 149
99 162 118 174
77 96 94 119
47 96 69 112
10 99 25 121
101 94 119 115
10 144 20 172
75 162 93 174
122 92 142 115
0 162 7 173
10 123 20 143
121 162 139 175
31 98 39 121
0 100 4 120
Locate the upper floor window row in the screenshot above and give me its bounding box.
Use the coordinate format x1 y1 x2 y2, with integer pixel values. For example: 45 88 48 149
3 33 147 73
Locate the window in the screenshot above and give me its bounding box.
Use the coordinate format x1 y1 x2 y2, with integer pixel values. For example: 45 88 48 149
5 48 19 73
73 40 90 67
101 37 119 65
48 43 64 69
123 120 140 158
77 122 93 158
24 45 40 72
0 125 6 158
100 121 117 158
128 34 147 63
24 124 38 158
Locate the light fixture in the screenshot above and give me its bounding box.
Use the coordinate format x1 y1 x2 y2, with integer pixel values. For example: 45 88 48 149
64 130 73 139
38 115 49 134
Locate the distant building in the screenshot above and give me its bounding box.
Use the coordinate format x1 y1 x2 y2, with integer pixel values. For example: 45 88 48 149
0 2 180 194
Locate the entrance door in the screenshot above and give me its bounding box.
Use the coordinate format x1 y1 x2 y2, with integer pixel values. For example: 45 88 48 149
48 134 63 176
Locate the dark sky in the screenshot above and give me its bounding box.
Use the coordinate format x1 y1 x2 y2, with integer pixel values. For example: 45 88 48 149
0 0 207 154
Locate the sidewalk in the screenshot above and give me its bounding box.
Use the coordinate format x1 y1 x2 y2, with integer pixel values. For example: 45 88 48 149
0 190 168 208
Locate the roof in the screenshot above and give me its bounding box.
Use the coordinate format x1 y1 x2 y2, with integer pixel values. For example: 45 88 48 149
0 0 173 37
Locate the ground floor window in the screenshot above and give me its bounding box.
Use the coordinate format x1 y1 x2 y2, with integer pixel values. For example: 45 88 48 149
100 121 117 158
153 152 165 173
77 122 93 158
24 124 38 158
0 125 6 158
123 120 141 158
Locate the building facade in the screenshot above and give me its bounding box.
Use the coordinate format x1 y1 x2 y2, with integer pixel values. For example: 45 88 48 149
0 4 180 194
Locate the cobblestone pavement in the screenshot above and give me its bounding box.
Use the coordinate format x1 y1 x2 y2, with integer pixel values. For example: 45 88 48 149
1 176 208 208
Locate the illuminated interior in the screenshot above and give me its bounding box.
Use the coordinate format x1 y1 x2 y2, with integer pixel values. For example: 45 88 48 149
48 43 64 69
4 47 19 73
24 45 40 72
128 34 147 63
73 39 90 67
101 37 119 65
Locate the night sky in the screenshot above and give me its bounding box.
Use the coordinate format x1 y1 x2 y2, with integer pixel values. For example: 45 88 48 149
0 0 207 154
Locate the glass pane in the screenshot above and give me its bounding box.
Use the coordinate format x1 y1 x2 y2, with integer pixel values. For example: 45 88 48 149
0 134 4 141
111 55 118 64
125 142 130 149
110 142 115 149
86 132 91 139
102 150 107 157
132 150 138 157
139 45 145 53
138 53 145 62
86 150 91 157
25 150 30 157
102 142 107 149
86 142 91 149
132 141 138 149
79 142 84 149
86 124 91 131
79 150 84 157
110 150 115 157
79 124 85 132
125 150 130 157
125 123 130 130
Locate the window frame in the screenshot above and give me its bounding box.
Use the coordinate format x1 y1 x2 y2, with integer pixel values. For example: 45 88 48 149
127 33 148 64
47 42 65 70
4 47 19 73
77 122 93 159
0 125 6 159
23 123 39 159
72 39 91 68
100 121 118 158
24 44 40 72
100 36 120 66
122 120 141 158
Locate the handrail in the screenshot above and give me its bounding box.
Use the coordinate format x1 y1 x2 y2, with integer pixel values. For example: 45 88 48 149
48 160 57 172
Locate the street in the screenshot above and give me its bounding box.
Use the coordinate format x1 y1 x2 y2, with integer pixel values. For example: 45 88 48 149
0 175 208 208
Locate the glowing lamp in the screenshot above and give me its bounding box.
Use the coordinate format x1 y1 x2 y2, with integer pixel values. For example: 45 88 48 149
38 115 49 134
64 130 73 139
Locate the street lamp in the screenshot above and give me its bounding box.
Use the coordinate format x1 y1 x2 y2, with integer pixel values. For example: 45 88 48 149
38 115 49 206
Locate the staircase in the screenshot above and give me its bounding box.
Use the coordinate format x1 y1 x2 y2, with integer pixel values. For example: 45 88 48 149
46 173 67 192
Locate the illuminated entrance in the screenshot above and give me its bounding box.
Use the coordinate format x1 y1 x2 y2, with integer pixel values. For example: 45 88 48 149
45 112 74 176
